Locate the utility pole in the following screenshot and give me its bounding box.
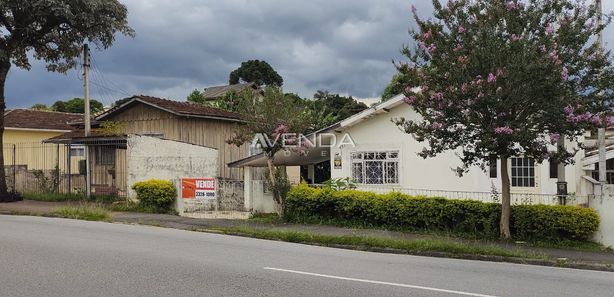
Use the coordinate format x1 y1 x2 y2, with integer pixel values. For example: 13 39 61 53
596 0 607 184
83 44 91 198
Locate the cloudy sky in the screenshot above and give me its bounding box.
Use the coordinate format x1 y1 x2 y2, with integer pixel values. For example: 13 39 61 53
5 0 614 108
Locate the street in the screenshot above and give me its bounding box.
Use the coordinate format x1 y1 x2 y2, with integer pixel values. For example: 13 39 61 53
0 215 611 297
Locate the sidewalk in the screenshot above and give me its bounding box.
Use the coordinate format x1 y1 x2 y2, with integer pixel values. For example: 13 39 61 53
2 200 613 265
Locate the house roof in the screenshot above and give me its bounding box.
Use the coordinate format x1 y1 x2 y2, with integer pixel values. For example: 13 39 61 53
96 95 243 122
44 128 126 144
201 83 257 100
4 109 83 131
227 94 407 168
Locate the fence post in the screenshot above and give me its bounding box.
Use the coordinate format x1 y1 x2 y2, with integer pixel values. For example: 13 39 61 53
67 144 72 194
12 144 16 192
56 144 60 193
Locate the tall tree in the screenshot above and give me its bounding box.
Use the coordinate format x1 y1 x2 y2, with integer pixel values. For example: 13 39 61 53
51 98 104 114
229 60 283 87
395 0 614 239
228 87 312 214
0 0 133 200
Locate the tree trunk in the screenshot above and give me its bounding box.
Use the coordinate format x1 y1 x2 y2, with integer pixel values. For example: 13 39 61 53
500 157 512 240
0 59 10 199
266 156 283 215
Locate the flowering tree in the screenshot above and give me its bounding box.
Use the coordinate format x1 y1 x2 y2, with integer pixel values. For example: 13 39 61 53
228 87 312 214
395 0 614 239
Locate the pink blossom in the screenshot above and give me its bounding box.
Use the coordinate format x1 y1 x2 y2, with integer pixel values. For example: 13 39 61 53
423 30 432 39
431 122 444 129
453 44 463 52
458 26 466 34
496 87 503 94
427 43 437 53
461 83 468 93
496 68 504 77
561 67 569 81
477 91 484 98
506 1 518 10
591 116 602 126
411 5 417 13
549 133 560 144
510 34 520 41
563 105 574 115
495 126 514 135
487 73 497 83
545 23 554 35
540 45 547 53
607 116 614 127
432 92 444 100
404 95 417 105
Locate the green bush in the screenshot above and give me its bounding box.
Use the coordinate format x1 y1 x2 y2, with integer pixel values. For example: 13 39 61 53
131 179 176 213
285 184 599 242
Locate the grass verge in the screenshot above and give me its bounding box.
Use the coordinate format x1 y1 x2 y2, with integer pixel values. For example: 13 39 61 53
49 206 111 222
203 226 547 260
249 213 282 224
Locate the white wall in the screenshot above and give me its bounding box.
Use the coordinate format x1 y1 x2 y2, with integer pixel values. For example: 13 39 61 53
330 104 580 196
591 185 614 248
126 135 218 198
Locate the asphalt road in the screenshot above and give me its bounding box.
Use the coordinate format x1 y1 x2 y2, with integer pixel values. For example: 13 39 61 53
0 216 612 297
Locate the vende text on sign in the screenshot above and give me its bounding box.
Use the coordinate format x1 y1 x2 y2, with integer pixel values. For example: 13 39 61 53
181 178 216 200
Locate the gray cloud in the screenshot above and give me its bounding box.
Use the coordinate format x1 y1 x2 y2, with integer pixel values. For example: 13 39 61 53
5 0 614 108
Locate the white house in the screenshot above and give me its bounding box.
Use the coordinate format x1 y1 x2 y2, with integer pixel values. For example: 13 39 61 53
233 94 607 205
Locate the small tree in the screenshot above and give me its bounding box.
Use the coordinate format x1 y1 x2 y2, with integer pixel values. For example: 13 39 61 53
0 0 133 199
395 0 614 239
229 60 283 87
186 89 206 104
228 87 312 214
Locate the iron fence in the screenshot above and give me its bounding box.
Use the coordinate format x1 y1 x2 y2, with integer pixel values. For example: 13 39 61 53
310 184 589 206
3 140 127 198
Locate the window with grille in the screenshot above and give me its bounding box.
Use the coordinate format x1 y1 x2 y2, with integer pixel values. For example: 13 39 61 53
95 146 115 165
510 157 535 187
350 151 399 184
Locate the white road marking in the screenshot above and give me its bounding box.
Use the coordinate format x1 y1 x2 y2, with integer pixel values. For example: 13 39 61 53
264 267 500 297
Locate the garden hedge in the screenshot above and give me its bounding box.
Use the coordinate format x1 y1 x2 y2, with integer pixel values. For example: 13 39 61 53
132 179 176 213
285 184 599 242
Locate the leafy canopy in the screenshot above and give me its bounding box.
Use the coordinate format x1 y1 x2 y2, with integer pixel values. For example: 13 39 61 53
395 0 614 173
51 97 104 114
229 60 283 87
0 0 134 73
227 87 312 155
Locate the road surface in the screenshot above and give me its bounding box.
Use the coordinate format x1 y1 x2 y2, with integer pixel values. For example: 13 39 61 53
0 215 612 297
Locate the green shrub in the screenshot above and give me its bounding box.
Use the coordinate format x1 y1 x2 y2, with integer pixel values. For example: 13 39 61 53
131 179 176 213
285 184 599 242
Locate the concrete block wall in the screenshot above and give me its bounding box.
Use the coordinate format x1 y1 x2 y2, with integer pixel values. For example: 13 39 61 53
126 135 218 198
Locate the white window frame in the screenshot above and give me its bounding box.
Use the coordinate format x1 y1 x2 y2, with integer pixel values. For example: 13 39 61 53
350 150 399 185
510 157 537 188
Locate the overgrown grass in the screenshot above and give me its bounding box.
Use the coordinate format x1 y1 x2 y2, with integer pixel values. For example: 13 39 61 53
205 226 547 260
106 200 177 215
50 206 111 222
22 192 123 204
249 213 282 224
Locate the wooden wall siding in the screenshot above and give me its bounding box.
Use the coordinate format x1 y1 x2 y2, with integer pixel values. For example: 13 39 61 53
105 102 247 180
177 118 247 180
